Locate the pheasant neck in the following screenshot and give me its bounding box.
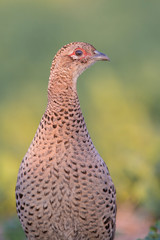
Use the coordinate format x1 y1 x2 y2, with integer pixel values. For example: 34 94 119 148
47 70 79 113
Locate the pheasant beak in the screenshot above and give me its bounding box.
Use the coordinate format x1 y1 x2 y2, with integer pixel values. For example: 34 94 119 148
92 50 110 61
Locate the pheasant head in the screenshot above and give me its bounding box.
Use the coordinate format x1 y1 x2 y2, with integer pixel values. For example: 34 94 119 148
48 42 110 102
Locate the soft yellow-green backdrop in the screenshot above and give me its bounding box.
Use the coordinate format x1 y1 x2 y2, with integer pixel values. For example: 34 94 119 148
0 0 160 239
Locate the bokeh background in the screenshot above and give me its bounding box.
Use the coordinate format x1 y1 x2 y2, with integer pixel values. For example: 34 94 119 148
0 0 160 239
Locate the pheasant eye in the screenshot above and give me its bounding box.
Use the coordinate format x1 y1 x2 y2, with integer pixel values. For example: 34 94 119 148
75 49 83 56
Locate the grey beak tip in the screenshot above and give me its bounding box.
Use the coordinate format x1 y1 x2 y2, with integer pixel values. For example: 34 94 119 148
104 56 110 62
93 50 110 62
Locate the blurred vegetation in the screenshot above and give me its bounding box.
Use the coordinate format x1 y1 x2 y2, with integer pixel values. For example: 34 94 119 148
137 221 160 240
0 0 160 238
2 217 25 240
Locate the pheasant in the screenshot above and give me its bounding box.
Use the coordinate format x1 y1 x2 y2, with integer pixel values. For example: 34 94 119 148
16 42 116 240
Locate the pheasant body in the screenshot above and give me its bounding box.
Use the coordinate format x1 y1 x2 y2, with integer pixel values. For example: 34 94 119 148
16 42 116 240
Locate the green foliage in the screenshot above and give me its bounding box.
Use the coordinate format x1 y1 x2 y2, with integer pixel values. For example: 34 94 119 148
2 217 25 240
137 221 160 240
82 76 160 211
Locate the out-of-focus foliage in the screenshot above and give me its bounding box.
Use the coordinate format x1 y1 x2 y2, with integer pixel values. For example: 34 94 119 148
137 221 160 240
84 76 160 210
0 0 160 227
2 217 25 240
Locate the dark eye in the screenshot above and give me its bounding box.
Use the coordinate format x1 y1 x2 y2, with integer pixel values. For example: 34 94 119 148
75 49 83 56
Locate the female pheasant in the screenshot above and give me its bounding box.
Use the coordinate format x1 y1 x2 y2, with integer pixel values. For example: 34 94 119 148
16 42 116 240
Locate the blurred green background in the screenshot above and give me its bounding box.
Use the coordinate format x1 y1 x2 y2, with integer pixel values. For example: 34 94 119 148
0 0 160 239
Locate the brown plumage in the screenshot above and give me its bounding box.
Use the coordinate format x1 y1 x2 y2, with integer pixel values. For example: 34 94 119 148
16 42 116 240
